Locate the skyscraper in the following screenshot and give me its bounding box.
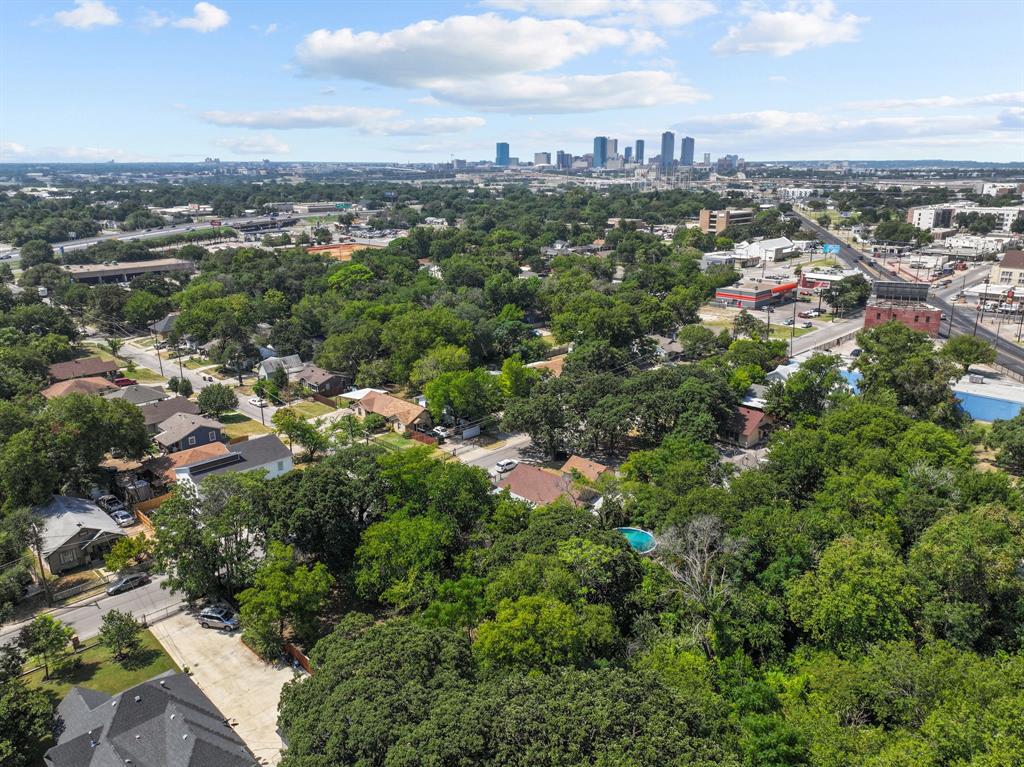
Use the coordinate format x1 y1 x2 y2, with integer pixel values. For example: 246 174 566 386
608 138 618 157
703 152 711 165
660 131 675 172
681 136 695 166
635 140 645 165
495 142 510 166
624 146 633 163
593 136 608 169
534 152 551 165
556 150 572 169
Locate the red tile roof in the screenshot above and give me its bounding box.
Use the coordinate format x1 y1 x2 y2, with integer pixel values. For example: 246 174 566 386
560 455 610 482
497 463 578 507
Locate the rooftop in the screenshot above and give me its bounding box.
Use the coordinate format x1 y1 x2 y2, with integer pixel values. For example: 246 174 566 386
137 396 200 428
49 357 119 382
61 258 193 276
497 463 581 507
1000 250 1024 270
155 414 223 447
560 455 610 483
357 391 426 426
180 435 292 480
104 384 168 406
33 496 123 557
41 376 117 399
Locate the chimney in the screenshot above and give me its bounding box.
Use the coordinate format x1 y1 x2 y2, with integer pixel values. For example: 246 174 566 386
134 695 142 703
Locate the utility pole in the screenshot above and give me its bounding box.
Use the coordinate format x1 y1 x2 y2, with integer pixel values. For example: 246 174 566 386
974 278 990 336
789 296 798 357
152 334 164 376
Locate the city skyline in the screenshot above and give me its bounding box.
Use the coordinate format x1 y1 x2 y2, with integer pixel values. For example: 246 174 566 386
1 1 1022 163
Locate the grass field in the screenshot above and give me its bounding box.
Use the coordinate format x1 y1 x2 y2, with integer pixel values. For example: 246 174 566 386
25 630 178 700
291 400 335 419
125 366 165 383
129 336 156 348
220 411 271 438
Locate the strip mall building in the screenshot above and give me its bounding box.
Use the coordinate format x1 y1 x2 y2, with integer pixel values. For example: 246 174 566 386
715 280 799 309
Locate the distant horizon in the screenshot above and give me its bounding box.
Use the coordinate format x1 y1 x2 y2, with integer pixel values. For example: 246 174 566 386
2 1 1022 164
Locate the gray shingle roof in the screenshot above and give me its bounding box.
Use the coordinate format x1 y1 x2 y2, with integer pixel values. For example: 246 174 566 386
33 496 124 557
46 671 257 767
104 384 169 406
137 396 200 428
186 435 292 479
155 414 223 448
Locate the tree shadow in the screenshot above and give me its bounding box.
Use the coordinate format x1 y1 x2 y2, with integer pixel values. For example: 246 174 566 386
118 647 159 671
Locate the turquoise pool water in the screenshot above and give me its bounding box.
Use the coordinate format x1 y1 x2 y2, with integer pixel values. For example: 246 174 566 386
616 527 657 554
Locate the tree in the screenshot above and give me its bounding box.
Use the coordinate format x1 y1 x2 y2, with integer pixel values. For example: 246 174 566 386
103 337 124 359
816 214 831 227
237 541 334 658
675 324 721 359
989 412 1024 474
122 290 169 329
409 343 470 390
764 353 846 421
424 368 502 423
104 534 153 573
821 274 871 316
98 609 143 661
497 354 540 399
272 408 327 459
19 614 73 679
176 376 193 397
787 535 918 656
0 645 52 767
196 382 236 417
940 334 996 376
733 310 768 340
18 240 55 269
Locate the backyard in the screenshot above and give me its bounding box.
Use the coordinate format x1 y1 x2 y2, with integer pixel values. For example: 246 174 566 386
289 400 336 420
221 411 271 439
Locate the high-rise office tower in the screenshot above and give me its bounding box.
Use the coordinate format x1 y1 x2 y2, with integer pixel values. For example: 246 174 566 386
495 143 510 166
681 136 695 166
608 138 618 157
703 152 711 165
635 140 645 165
534 152 551 165
624 146 633 163
556 150 571 169
660 131 675 171
593 136 608 168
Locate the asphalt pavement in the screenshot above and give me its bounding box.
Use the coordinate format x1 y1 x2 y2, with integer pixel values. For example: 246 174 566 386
0 574 180 645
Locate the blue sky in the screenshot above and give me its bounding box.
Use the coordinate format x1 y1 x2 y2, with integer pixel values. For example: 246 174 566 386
2 1 1022 163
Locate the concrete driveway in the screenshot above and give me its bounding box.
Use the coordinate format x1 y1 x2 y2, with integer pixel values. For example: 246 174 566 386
150 611 301 765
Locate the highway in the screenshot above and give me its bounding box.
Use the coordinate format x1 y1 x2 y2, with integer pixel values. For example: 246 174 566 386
793 212 1024 372
1 211 332 261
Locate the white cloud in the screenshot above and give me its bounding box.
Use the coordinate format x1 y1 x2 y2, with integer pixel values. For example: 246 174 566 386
713 1 867 56
998 108 1024 130
0 142 28 158
214 135 290 155
295 14 646 85
409 95 441 106
263 22 278 35
200 105 485 136
53 0 120 29
0 143 155 162
173 2 229 33
845 91 1024 110
481 0 718 28
429 70 706 113
201 105 400 129
141 9 169 28
769 75 787 82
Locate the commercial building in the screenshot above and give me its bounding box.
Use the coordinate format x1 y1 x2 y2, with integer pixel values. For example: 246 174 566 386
556 150 572 169
799 267 862 290
593 136 608 169
715 280 798 309
534 152 551 166
699 208 754 234
660 132 675 172
680 136 695 166
703 152 711 165
61 258 194 285
635 140 645 165
495 142 510 167
623 146 633 163
607 139 618 157
908 204 1024 232
863 302 942 337
991 250 1024 287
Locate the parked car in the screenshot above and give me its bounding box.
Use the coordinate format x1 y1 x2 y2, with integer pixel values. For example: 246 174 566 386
495 459 518 473
114 377 137 387
197 606 239 631
799 321 813 329
432 426 452 439
798 311 813 318
106 572 150 596
248 396 267 407
110 510 136 527
97 494 125 514
154 341 167 349
782 318 795 326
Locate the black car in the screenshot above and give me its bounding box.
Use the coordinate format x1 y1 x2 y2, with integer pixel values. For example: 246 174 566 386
106 573 151 596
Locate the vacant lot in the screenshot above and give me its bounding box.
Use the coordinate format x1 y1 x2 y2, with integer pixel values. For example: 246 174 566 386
220 411 271 439
290 400 335 419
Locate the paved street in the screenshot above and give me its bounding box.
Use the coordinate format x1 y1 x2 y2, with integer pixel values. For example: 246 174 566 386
0 574 180 645
121 340 279 423
452 432 533 473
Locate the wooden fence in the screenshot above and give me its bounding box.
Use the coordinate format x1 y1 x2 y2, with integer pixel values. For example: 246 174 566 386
409 431 438 446
310 393 339 408
283 642 313 674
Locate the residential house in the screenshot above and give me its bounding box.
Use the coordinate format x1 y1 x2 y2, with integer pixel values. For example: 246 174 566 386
294 363 346 397
155 413 223 453
726 406 774 448
146 442 232 488
33 496 126 575
45 671 256 767
560 455 612 483
136 395 201 435
147 311 179 339
40 376 117 399
526 354 566 378
496 463 594 507
353 391 431 433
103 384 169 406
257 354 304 380
48 357 119 382
172 435 294 487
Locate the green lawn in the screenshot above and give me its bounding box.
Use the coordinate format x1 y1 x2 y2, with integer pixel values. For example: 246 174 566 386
769 325 814 340
373 431 418 451
220 410 271 438
182 357 212 370
129 336 155 348
125 366 165 383
291 400 335 419
24 630 178 700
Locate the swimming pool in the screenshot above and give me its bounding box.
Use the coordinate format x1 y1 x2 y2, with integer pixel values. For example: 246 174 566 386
615 527 657 554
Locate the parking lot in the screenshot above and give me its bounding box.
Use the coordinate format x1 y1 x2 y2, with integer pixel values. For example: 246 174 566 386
150 611 302 765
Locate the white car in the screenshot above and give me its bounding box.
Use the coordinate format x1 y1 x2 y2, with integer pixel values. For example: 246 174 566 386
495 459 518 473
248 397 267 407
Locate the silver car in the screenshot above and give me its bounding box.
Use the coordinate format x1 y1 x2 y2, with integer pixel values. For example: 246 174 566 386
198 606 239 631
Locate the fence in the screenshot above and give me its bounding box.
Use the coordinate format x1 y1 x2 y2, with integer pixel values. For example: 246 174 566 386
283 641 313 674
51 573 112 603
138 602 185 629
310 392 338 408
409 431 438 446
135 493 171 516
